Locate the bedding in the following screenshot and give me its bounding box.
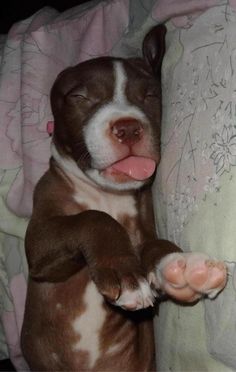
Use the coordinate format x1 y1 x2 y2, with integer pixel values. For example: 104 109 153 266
0 0 236 370
154 2 236 370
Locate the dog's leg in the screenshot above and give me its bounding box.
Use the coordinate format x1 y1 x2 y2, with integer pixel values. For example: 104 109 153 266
26 209 155 309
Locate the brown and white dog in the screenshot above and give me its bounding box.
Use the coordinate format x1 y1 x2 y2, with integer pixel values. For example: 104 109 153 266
21 26 227 371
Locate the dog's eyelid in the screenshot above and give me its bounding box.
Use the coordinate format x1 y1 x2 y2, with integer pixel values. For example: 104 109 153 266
70 93 89 100
145 93 159 99
68 87 89 99
67 93 93 105
144 87 160 99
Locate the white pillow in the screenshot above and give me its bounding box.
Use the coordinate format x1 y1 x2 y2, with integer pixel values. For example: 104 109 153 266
153 4 236 370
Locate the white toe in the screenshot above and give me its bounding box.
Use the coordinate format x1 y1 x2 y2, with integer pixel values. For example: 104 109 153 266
114 279 155 310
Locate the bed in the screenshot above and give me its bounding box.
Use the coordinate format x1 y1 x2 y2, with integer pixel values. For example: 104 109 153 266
1 0 236 370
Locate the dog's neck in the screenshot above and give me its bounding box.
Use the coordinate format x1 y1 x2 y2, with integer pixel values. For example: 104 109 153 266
51 143 139 231
51 143 96 189
51 142 139 197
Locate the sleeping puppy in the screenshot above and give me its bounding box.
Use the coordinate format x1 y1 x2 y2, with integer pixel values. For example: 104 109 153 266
21 25 227 371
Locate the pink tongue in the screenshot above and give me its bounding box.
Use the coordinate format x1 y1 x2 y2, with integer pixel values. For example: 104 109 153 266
111 156 156 181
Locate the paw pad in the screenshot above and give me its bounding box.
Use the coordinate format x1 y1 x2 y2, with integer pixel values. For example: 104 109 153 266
151 252 227 302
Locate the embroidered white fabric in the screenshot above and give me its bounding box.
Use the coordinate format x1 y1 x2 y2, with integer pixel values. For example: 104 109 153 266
153 3 236 370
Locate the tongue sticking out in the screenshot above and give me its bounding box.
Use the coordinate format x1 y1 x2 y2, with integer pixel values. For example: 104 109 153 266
109 156 156 181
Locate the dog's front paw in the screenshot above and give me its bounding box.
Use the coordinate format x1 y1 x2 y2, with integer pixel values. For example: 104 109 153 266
91 266 156 311
148 252 227 302
114 278 156 310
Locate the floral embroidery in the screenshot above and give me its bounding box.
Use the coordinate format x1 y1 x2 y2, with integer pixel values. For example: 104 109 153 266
210 125 236 175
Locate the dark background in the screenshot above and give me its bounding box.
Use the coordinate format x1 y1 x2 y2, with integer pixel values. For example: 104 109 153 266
0 0 91 33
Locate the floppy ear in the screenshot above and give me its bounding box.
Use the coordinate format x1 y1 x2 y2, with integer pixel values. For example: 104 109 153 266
142 24 166 78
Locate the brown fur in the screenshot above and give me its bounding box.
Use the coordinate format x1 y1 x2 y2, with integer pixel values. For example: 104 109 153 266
21 25 182 371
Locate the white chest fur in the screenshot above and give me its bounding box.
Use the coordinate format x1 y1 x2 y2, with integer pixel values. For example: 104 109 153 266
73 182 137 221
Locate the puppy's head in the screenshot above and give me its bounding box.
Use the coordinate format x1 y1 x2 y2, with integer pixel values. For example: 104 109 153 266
50 25 166 191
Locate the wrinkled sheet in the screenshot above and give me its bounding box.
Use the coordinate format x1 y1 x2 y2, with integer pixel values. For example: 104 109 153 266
1 0 235 370
153 2 236 371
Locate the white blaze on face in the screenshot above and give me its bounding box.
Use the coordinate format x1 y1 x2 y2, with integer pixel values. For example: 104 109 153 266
52 60 154 192
72 282 106 369
84 61 148 168
82 61 150 190
113 61 127 105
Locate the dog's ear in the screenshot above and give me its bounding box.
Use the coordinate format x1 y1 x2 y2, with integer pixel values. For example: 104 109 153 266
142 24 166 78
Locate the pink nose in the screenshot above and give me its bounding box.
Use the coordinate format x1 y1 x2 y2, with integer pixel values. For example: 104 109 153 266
111 118 143 146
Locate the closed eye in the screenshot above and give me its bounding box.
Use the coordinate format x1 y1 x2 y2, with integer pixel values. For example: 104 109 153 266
144 85 160 100
70 93 89 100
70 93 85 98
67 86 90 101
144 93 160 101
145 94 159 98
68 92 92 104
69 92 88 98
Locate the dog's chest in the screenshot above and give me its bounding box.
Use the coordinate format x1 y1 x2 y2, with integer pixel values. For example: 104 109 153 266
73 181 142 245
74 187 136 219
